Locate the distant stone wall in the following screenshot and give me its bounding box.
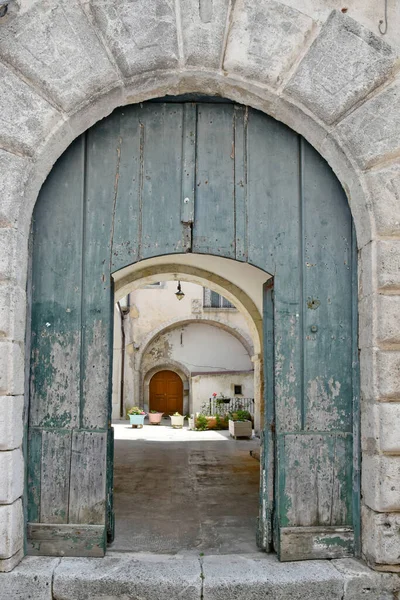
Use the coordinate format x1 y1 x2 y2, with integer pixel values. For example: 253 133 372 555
0 0 399 573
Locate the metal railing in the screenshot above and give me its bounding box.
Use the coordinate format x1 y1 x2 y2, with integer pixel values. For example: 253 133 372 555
202 397 254 416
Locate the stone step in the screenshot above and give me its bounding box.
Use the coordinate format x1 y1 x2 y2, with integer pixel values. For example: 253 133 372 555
0 553 398 600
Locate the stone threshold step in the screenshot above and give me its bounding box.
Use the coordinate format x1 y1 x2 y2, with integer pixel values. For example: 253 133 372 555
0 552 398 600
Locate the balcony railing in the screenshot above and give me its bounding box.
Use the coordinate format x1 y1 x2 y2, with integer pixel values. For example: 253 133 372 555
202 397 254 416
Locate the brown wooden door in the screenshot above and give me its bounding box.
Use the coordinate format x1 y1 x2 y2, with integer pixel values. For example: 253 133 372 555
149 370 183 415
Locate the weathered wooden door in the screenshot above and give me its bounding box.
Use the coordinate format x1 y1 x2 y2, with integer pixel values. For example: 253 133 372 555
28 99 358 560
149 371 183 415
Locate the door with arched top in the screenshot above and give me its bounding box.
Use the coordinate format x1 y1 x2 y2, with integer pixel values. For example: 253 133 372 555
149 370 183 415
28 98 359 561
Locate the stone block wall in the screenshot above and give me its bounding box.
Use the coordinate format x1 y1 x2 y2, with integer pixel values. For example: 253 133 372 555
0 0 399 573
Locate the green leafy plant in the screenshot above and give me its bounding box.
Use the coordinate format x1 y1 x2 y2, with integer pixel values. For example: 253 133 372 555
230 409 251 422
215 414 229 430
127 406 146 416
173 412 182 417
150 410 160 414
196 414 208 431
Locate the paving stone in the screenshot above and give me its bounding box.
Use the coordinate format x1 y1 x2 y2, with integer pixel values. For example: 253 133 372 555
87 0 179 77
362 401 400 456
362 455 400 512
0 0 119 113
0 64 60 156
224 0 314 87
360 348 400 402
0 150 32 229
0 500 23 560
337 78 400 170
0 556 58 598
202 553 344 599
53 554 202 599
376 295 400 345
332 557 399 599
0 283 26 343
180 0 230 68
0 340 24 397
0 228 29 287
362 506 400 568
0 396 24 451
0 448 24 504
365 165 400 237
378 404 400 454
376 241 400 291
359 240 400 296
285 11 396 125
0 548 24 574
376 351 400 399
359 294 400 349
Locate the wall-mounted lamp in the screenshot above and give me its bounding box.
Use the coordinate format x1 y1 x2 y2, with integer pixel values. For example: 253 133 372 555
175 281 185 301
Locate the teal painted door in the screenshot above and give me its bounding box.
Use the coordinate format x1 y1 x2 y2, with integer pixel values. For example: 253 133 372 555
28 101 359 559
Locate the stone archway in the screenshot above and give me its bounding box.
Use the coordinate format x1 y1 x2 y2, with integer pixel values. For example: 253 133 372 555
0 3 399 573
142 362 190 416
114 260 265 434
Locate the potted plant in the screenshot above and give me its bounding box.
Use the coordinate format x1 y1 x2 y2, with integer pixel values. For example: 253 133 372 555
148 410 164 425
170 412 184 429
229 409 252 439
195 413 208 431
127 406 146 428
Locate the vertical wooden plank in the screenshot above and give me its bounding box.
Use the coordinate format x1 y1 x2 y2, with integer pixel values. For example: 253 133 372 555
234 105 247 262
106 427 115 543
258 280 275 551
351 222 361 556
278 433 353 527
40 430 72 524
30 136 84 429
110 106 142 272
27 428 42 523
181 103 196 225
82 115 121 429
192 103 235 257
247 109 303 432
69 431 107 525
301 139 353 432
140 103 185 259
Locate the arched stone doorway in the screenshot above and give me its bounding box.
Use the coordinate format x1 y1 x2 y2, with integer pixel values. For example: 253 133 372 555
27 98 358 563
148 370 183 416
142 362 190 417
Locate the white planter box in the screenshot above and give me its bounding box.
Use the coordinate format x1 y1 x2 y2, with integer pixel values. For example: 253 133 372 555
229 419 252 439
170 415 184 429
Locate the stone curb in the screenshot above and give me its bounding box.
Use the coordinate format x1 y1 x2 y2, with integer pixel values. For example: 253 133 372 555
0 553 398 600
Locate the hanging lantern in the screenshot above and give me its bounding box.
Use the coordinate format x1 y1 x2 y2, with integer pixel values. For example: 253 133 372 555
175 281 185 301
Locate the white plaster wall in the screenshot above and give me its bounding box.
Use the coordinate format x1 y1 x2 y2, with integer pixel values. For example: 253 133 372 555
191 372 254 415
142 322 253 375
129 281 252 346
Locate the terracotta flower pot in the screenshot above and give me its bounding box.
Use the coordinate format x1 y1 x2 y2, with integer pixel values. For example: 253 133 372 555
148 412 163 424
